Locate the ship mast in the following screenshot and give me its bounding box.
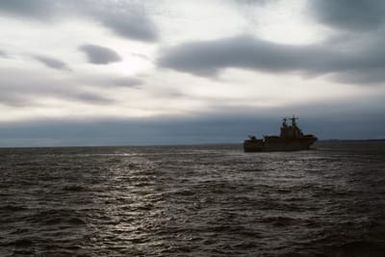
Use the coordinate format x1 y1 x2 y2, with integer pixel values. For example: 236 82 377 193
290 115 298 127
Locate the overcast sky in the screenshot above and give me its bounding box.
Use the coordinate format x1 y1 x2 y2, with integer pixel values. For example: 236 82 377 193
1 0 385 146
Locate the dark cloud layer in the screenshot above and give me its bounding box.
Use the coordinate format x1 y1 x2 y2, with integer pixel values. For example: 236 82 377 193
79 44 122 65
0 0 53 19
33 55 71 71
309 0 385 31
158 35 385 84
0 0 158 42
1 109 384 147
158 36 328 76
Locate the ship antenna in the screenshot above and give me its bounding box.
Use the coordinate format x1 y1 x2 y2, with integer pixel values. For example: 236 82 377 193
291 115 298 127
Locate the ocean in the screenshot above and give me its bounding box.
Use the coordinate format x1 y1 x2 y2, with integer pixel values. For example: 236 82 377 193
1 142 385 257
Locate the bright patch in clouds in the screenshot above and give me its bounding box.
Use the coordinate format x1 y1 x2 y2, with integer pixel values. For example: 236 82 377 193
248 0 331 44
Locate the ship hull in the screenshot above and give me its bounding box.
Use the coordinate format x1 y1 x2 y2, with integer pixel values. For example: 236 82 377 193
243 138 317 152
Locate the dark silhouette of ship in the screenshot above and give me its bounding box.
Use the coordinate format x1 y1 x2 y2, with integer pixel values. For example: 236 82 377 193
243 116 317 152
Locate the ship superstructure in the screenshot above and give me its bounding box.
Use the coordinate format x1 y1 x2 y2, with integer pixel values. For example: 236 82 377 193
243 116 317 152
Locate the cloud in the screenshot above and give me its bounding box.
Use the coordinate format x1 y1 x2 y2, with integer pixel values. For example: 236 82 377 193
0 0 158 42
79 44 122 65
33 55 71 71
0 0 53 19
99 10 158 42
113 77 143 88
229 0 277 5
309 0 385 31
0 91 112 107
0 50 8 58
158 35 385 84
158 35 333 76
0 69 114 107
72 92 114 105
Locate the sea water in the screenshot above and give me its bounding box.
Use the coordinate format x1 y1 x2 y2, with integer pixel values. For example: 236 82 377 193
1 142 384 256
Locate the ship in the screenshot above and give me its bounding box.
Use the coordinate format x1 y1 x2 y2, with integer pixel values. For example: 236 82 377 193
243 116 317 152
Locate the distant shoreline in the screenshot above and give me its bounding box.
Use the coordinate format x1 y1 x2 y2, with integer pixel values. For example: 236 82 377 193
319 139 385 143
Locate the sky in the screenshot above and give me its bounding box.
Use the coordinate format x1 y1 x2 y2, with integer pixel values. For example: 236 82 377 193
0 0 385 146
